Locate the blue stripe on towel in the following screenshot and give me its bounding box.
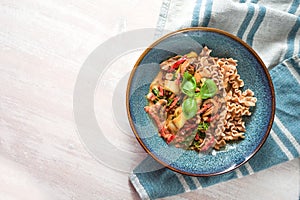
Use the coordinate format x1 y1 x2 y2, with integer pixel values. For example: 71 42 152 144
285 17 300 59
201 0 214 27
251 0 259 3
246 5 266 46
288 0 300 14
191 0 203 27
237 3 255 39
239 0 246 3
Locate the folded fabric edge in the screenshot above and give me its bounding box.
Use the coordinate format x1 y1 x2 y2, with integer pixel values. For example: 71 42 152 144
129 173 151 200
280 54 300 81
129 158 298 200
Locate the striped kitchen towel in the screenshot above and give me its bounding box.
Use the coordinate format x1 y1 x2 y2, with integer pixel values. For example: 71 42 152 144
130 0 300 199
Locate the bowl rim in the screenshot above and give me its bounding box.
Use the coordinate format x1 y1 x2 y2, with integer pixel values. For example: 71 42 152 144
126 27 275 176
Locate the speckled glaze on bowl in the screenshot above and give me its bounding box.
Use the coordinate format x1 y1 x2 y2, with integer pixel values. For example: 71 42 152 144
126 27 275 176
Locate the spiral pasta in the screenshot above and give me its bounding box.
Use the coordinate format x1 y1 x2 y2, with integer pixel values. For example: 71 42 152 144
214 57 257 150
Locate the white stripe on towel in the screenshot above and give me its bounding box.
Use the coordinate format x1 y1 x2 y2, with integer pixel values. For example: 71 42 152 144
244 162 254 175
198 0 208 26
129 174 150 200
235 168 243 178
294 28 300 55
274 115 300 154
242 4 260 42
191 177 202 189
175 173 191 192
283 58 300 85
270 129 294 160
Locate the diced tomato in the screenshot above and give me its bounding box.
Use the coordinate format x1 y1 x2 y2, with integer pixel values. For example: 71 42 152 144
158 85 164 96
168 56 187 72
195 133 200 141
169 97 179 109
167 135 175 144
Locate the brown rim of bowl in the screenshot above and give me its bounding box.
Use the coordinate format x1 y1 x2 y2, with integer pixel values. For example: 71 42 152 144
126 27 275 177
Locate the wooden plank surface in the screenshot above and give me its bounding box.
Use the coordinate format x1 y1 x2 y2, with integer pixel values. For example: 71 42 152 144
0 0 299 199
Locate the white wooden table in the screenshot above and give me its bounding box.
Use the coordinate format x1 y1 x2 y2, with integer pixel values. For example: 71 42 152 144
1 0 299 199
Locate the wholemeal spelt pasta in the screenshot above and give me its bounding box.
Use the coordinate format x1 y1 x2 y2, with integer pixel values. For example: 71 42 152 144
144 46 256 152
214 57 257 149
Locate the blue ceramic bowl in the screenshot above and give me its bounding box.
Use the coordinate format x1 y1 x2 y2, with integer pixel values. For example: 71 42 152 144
126 27 275 176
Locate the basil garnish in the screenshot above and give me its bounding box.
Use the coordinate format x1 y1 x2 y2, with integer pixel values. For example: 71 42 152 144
182 97 197 119
180 72 218 119
199 79 218 99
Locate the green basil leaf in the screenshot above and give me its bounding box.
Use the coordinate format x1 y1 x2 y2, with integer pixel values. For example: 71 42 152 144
182 97 198 119
182 81 195 97
181 72 196 97
183 71 192 79
200 79 218 99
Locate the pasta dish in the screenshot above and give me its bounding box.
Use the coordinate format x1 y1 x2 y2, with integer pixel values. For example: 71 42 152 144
144 47 257 152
